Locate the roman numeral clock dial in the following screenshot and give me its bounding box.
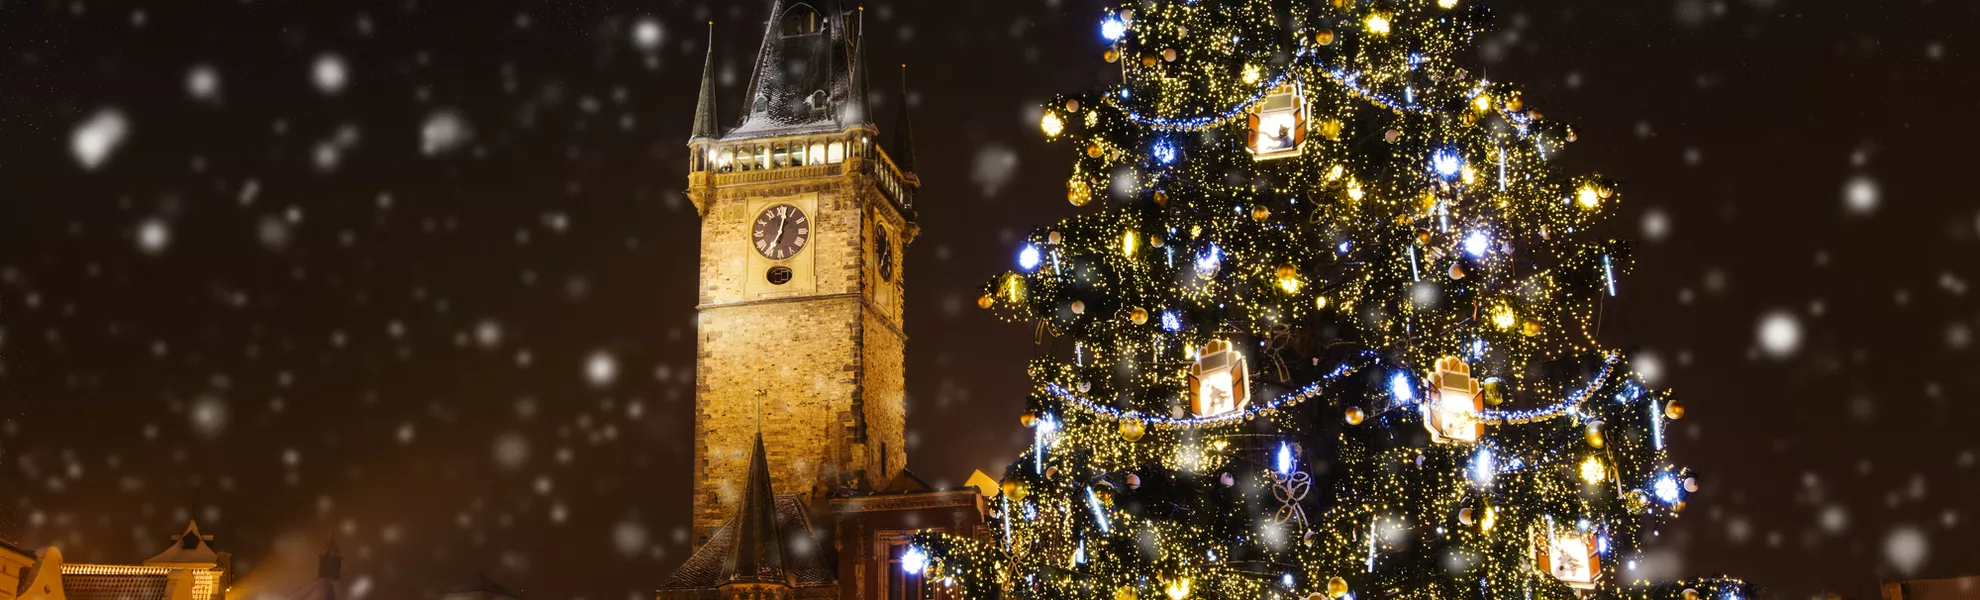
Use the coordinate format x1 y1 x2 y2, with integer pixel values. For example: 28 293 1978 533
752 204 809 260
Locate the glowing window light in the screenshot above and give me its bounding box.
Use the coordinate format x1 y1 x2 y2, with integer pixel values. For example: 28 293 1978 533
1463 231 1490 257
1017 244 1042 271
1433 148 1463 179
901 546 929 575
1653 474 1682 504
1100 16 1126 42
1389 372 1415 403
1276 442 1294 475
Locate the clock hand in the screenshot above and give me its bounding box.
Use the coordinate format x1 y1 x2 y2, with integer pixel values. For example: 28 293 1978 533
769 212 788 248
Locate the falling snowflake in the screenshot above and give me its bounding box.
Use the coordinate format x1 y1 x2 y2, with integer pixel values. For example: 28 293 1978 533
189 396 228 438
313 53 349 94
611 519 649 557
420 109 472 156
186 64 221 102
136 218 170 255
474 320 504 348
971 145 1020 198
1755 309 1802 360
492 432 530 470
585 351 618 387
1640 207 1671 242
1883 525 1929 575
632 18 664 51
71 108 130 170
1843 174 1880 216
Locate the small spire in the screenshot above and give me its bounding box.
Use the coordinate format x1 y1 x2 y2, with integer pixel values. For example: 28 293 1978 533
689 21 720 142
721 433 787 584
318 538 342 581
844 6 871 126
892 64 916 173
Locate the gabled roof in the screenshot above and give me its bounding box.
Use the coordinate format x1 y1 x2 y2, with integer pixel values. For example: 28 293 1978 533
144 521 218 566
60 568 168 600
726 0 869 140
660 435 833 591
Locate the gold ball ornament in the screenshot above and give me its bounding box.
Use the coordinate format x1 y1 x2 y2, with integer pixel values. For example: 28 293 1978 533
1344 407 1365 425
1276 263 1298 280
1068 178 1092 207
1070 300 1087 315
1460 112 1476 127
1150 234 1165 248
1129 307 1149 325
1140 53 1158 67
1315 28 1335 46
1048 230 1063 244
1020 411 1038 428
1251 205 1272 221
977 294 995 309
1448 262 1466 280
1086 143 1103 158
1585 421 1606 448
1119 419 1147 442
1065 99 1080 112
1458 507 1474 526
1674 500 1688 513
1126 473 1141 489
1104 49 1121 63
1162 48 1177 62
1152 190 1170 206
1682 589 1701 600
1521 320 1543 337
1385 129 1402 144
1626 490 1651 510
1665 399 1686 420
1004 479 1029 502
1481 378 1505 405
1326 576 1349 599
1116 587 1140 600
1684 477 1700 493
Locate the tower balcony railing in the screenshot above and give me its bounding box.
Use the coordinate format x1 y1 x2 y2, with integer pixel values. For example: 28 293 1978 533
690 129 916 215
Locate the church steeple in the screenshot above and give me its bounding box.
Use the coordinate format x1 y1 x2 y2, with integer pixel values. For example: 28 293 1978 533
689 22 720 142
892 64 917 175
721 433 788 585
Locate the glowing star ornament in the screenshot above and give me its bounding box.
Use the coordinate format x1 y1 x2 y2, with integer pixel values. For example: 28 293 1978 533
1187 339 1250 417
1536 528 1601 589
1040 112 1064 138
1247 82 1306 161
1100 15 1127 42
1432 148 1463 179
1366 12 1391 35
1424 356 1484 443
1018 244 1043 271
1579 456 1607 484
901 545 929 575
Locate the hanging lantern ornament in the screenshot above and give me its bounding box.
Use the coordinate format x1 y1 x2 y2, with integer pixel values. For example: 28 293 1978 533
1188 339 1251 417
1246 81 1306 161
1425 356 1484 443
1119 419 1147 442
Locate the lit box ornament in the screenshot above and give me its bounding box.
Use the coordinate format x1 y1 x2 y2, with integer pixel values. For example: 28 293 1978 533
1424 356 1484 443
1246 81 1306 161
1535 527 1601 589
1188 339 1250 417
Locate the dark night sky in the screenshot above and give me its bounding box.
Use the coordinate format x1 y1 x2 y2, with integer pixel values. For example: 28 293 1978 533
1 1 1977 599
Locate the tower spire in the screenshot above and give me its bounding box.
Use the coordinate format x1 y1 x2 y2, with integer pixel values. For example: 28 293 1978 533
892 64 917 174
689 21 720 142
721 433 788 584
844 6 871 127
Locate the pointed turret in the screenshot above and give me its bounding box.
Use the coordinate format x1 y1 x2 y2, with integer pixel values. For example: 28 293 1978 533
721 433 787 584
317 538 342 581
891 64 917 175
690 22 720 142
841 6 871 128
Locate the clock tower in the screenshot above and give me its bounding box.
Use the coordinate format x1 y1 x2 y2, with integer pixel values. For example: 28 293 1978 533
683 0 918 544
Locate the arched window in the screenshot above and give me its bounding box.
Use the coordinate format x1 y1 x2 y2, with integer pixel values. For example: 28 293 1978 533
781 5 820 36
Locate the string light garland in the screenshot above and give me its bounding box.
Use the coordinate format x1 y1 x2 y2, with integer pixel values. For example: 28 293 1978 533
927 0 1751 599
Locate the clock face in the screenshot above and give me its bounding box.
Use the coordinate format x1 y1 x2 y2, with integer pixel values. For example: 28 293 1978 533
751 204 809 260
875 227 894 281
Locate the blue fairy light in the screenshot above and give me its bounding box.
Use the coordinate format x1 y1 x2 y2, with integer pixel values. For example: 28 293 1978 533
1389 371 1415 403
1195 244 1223 276
1653 474 1682 504
1433 148 1463 179
1100 16 1126 42
1160 310 1182 332
1152 140 1178 164
1276 442 1294 475
1337 241 1351 254
1018 244 1042 271
1471 447 1495 487
901 545 929 575
1464 230 1490 257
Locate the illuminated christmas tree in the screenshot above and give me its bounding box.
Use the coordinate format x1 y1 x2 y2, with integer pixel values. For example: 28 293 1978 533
911 1 1753 599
